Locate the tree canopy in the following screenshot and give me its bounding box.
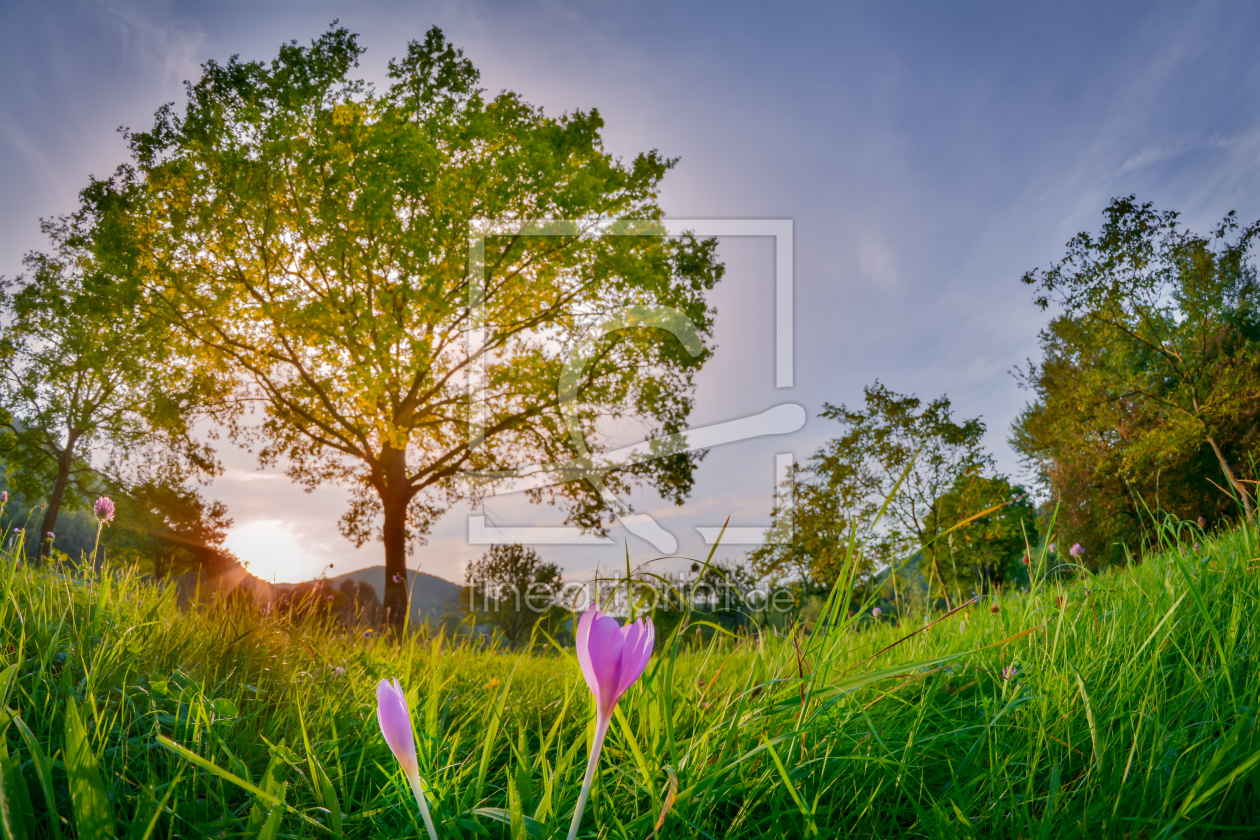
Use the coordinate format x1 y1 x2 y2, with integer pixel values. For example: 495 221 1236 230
1015 197 1260 560
751 382 991 605
921 473 1037 600
0 211 217 562
463 543 563 647
95 26 723 626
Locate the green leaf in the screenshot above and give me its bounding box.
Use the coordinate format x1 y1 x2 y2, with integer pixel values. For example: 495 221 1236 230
64 696 116 839
0 665 17 711
11 716 61 840
156 736 324 832
211 697 237 718
0 743 31 840
470 808 544 839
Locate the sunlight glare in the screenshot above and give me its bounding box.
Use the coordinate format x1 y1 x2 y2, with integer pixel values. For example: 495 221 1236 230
224 520 326 583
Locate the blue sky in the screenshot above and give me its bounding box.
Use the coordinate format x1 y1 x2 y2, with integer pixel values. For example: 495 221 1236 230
3 1 1260 583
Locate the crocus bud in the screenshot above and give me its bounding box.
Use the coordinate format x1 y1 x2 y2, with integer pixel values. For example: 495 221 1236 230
93 496 115 523
569 608 654 840
376 679 438 840
377 679 417 773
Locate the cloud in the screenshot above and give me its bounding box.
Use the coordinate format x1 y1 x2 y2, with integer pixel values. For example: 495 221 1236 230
857 228 899 289
100 1 206 92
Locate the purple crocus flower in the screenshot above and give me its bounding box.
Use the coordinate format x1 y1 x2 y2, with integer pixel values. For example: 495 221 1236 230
93 496 115 523
1069 543 1083 557
568 607 654 840
377 679 438 840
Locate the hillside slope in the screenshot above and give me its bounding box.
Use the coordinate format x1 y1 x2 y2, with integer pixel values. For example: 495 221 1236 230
327 565 463 626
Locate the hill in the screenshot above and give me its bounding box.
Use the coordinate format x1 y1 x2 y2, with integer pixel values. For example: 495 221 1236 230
327 565 463 626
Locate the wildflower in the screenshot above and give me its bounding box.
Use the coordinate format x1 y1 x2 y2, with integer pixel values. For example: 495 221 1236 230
1001 664 1018 681
376 679 439 840
990 603 1000 614
0 491 7 504
1085 589 1092 597
1197 515 1206 528
959 621 967 633
1069 543 1083 557
1049 543 1056 554
871 607 882 618
393 574 402 583
45 532 54 541
568 607 654 840
332 666 346 676
484 678 501 690
1193 543 1201 552
1021 554 1030 565
364 629 374 640
93 496 115 523
327 595 334 603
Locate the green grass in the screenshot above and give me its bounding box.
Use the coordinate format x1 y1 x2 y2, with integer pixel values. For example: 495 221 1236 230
1 518 1260 839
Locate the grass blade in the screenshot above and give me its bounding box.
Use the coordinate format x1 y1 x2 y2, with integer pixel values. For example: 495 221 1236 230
63 696 117 839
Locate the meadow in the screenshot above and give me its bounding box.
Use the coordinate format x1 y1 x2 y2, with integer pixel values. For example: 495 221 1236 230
1 518 1259 839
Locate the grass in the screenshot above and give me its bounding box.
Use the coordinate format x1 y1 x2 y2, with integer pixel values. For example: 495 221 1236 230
1 517 1260 839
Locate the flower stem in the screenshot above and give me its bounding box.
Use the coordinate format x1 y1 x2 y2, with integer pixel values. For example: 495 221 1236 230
406 767 440 840
567 714 611 840
92 521 104 576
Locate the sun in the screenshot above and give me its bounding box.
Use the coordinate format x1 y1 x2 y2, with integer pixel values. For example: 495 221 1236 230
224 520 326 584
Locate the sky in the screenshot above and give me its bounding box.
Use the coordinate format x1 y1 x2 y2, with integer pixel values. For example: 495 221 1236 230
3 1 1260 584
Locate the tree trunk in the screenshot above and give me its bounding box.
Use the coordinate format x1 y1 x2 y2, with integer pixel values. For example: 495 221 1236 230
1205 433 1254 518
37 445 75 567
930 555 953 611
379 445 412 634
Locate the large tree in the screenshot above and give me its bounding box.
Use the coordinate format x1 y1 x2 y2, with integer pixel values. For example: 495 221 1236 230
1016 197 1260 555
0 213 216 563
99 27 722 627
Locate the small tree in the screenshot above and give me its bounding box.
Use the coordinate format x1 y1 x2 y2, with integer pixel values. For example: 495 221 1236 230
110 476 235 580
464 543 563 647
0 212 217 565
921 474 1037 600
748 459 879 598
753 383 992 608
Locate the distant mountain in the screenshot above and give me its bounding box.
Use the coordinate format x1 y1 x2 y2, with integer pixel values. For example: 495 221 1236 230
327 566 463 627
